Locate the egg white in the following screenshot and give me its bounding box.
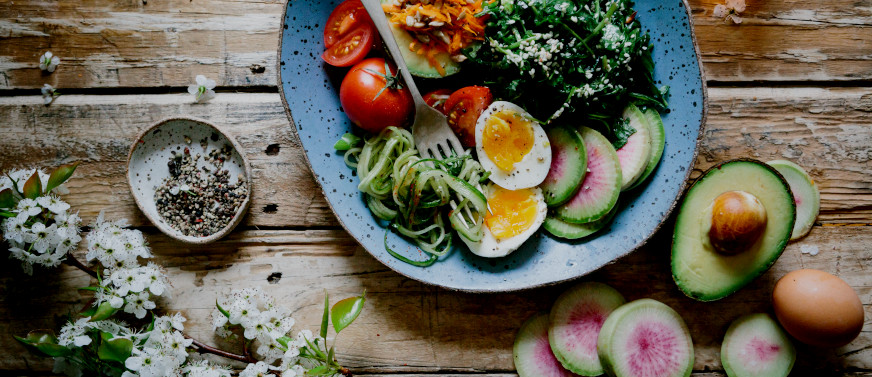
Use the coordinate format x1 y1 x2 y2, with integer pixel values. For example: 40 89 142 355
461 185 548 258
475 101 552 190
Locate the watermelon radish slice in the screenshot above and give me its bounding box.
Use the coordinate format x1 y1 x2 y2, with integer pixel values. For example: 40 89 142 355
548 282 626 376
514 313 580 377
628 108 666 190
766 160 820 240
541 126 587 207
597 299 694 377
544 205 618 240
721 313 795 377
554 127 622 224
616 105 652 191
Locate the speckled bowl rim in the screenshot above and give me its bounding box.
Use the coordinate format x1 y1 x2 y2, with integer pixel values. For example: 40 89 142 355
276 0 708 293
126 116 253 244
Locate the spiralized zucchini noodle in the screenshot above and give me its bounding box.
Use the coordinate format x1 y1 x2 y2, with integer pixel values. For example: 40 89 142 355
339 127 489 266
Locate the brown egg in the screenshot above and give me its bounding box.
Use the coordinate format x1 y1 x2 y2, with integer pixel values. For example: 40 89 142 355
708 190 767 255
772 269 864 347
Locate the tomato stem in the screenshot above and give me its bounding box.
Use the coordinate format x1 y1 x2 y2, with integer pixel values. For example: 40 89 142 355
364 61 404 102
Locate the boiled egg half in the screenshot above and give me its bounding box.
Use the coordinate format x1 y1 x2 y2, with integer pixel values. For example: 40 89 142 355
461 184 547 258
475 101 552 190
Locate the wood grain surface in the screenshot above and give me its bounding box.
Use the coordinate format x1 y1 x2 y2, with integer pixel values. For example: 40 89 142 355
2 0 871 90
1 0 871 375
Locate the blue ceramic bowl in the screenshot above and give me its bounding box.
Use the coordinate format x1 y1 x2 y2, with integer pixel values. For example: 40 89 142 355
278 0 706 292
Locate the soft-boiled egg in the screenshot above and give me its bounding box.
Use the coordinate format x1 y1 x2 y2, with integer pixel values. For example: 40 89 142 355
475 101 552 190
461 184 547 258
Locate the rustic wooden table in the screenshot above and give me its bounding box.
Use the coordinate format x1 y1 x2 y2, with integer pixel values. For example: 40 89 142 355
1 0 870 375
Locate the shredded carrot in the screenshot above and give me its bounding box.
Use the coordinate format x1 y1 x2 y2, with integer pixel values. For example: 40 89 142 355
382 0 490 75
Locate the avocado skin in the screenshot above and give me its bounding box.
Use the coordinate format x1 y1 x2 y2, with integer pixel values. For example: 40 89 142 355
671 159 796 302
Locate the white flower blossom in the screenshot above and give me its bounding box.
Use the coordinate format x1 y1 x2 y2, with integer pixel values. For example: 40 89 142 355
39 51 61 72
187 75 216 103
41 83 59 105
239 361 275 377
124 291 156 319
58 317 93 347
713 0 746 24
2 189 80 274
183 360 233 377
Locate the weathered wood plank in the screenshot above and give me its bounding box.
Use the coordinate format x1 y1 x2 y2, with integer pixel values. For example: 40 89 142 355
1 0 871 89
1 87 870 227
1 225 869 373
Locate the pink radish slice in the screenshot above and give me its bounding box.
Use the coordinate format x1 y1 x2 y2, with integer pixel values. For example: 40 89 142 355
549 282 626 376
721 313 795 377
597 299 694 377
514 313 580 377
616 104 652 191
554 127 622 224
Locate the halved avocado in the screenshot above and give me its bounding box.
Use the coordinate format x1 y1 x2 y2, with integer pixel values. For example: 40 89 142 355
672 159 795 301
379 1 461 78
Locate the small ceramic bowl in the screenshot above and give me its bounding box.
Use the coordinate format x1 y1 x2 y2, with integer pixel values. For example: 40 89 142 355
127 117 252 244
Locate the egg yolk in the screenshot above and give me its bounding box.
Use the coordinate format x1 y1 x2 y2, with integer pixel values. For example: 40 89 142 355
485 186 538 239
482 110 534 172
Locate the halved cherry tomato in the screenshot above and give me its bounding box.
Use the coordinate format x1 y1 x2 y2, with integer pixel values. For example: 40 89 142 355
322 27 374 67
324 0 368 48
423 89 453 114
340 58 413 133
443 86 493 147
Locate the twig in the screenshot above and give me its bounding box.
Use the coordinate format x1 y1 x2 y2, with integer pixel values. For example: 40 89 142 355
186 335 257 364
63 255 98 278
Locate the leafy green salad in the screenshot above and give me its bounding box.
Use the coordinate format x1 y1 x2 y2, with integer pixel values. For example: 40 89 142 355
467 0 668 146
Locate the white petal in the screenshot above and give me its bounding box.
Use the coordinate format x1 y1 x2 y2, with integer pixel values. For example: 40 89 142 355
187 84 199 95
204 79 216 89
73 335 92 347
45 51 53 59
713 4 727 18
196 75 207 85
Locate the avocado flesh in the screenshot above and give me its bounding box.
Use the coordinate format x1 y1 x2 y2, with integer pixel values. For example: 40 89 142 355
672 160 795 301
384 14 461 78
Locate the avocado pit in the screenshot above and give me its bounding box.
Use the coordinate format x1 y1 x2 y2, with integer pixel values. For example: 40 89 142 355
708 191 767 255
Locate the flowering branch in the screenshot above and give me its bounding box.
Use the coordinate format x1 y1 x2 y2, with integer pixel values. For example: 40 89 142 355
4 164 368 377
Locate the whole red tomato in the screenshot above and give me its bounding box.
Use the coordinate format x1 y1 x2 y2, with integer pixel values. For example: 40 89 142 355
340 58 413 133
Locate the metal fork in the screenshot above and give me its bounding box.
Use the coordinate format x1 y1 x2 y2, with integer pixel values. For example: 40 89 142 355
360 0 464 160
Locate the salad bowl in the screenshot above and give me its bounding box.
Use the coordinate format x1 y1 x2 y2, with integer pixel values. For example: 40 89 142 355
277 0 706 292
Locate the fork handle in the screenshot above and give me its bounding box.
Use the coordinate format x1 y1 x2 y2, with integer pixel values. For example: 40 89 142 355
360 0 426 109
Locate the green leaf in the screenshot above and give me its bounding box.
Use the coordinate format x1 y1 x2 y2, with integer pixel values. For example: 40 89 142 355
0 188 15 209
306 365 334 376
89 301 119 322
80 304 98 318
146 313 156 332
15 331 70 357
333 133 361 151
36 342 73 357
45 162 79 194
0 210 15 218
330 290 366 334
276 336 293 348
327 345 336 366
97 333 133 363
22 171 42 199
320 290 330 339
611 117 636 150
78 286 100 292
216 300 230 318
